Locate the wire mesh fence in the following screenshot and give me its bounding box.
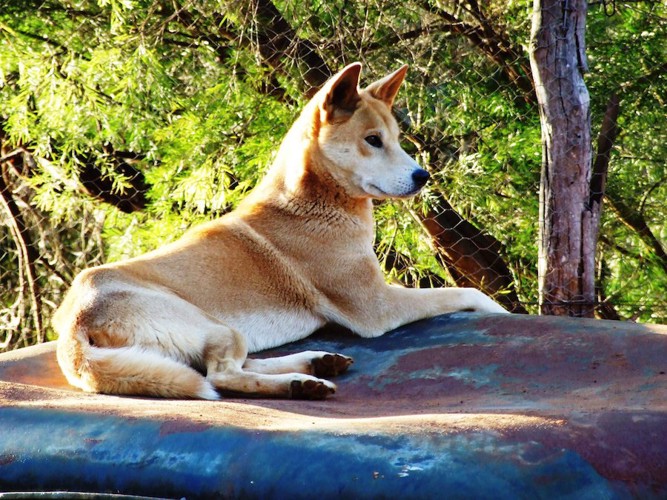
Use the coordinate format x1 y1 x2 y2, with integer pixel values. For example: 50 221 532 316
1 0 666 351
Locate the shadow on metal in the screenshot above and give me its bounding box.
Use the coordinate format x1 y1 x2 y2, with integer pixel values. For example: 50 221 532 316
1 313 666 498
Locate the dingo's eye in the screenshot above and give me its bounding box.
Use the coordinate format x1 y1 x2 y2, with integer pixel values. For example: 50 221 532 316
365 135 383 148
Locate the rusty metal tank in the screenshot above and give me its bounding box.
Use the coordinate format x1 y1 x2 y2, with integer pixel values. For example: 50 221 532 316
1 312 666 498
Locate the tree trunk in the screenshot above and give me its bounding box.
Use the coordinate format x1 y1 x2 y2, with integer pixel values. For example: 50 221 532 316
529 0 596 317
420 200 528 314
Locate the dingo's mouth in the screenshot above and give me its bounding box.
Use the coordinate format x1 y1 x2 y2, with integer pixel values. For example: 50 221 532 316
368 184 389 197
368 183 424 199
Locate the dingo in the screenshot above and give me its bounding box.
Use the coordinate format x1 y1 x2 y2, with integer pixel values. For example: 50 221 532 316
54 63 507 400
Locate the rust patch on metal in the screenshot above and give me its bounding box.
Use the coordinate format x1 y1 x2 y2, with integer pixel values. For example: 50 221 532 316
0 453 17 466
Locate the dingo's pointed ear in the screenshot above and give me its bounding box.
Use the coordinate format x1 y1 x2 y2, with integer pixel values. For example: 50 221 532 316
321 62 362 121
365 65 408 107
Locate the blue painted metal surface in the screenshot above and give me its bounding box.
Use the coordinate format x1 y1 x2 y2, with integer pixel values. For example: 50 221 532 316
0 407 619 499
1 313 666 498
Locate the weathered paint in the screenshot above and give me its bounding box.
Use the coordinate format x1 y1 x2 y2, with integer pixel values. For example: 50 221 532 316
0 406 621 499
0 313 666 498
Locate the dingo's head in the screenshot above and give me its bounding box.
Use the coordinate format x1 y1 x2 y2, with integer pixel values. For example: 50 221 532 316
300 63 429 200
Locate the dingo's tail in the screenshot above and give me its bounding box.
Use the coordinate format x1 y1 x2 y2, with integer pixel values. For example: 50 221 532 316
56 331 219 400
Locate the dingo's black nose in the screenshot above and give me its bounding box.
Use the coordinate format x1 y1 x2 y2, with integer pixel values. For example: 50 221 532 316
412 168 430 187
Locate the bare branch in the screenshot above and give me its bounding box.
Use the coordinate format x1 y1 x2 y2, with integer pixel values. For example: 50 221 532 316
0 159 43 344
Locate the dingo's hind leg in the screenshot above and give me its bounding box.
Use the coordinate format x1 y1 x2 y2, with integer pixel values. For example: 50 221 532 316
56 268 340 400
204 334 337 400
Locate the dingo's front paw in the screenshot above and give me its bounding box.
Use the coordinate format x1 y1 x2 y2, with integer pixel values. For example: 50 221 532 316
289 378 336 400
312 353 354 377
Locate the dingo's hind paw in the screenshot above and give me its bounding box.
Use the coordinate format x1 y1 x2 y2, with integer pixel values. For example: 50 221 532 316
289 378 336 400
312 353 354 377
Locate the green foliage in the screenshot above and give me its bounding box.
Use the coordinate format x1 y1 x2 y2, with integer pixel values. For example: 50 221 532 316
586 2 667 322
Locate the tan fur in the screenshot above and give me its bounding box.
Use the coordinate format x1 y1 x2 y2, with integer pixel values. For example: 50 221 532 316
54 63 508 400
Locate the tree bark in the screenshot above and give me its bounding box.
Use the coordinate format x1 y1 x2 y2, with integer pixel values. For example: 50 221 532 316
530 0 595 316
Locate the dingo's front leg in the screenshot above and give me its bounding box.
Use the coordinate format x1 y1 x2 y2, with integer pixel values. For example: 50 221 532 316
349 285 508 338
